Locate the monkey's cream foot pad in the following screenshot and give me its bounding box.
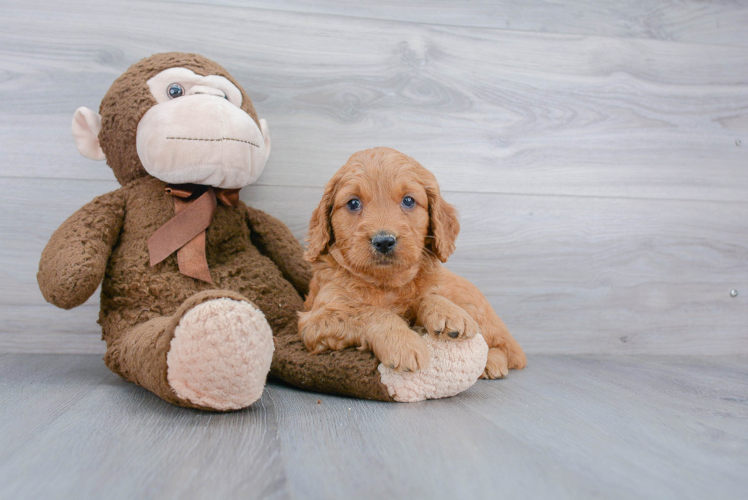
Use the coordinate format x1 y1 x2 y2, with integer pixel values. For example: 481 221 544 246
167 298 274 411
378 334 489 402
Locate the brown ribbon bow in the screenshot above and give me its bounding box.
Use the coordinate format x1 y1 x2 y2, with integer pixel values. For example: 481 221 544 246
148 184 241 283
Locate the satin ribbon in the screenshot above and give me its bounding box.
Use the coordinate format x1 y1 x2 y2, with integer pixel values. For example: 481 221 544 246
147 184 240 283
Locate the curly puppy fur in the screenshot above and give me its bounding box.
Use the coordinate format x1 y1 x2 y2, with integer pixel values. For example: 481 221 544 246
298 147 526 379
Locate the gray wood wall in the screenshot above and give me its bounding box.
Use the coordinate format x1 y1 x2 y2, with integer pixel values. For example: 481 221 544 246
1 0 746 355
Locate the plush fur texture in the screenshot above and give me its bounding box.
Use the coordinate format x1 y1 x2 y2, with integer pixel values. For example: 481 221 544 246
136 66 271 189
38 53 309 411
299 147 527 380
167 298 274 410
271 333 396 401
378 331 489 402
38 175 308 410
98 53 261 186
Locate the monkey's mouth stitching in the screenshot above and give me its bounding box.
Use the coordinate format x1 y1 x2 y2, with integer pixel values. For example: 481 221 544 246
166 136 260 148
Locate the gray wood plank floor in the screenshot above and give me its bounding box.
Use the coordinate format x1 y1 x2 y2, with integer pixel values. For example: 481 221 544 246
1 353 746 500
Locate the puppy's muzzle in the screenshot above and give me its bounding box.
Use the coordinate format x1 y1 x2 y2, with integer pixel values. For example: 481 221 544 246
371 232 397 255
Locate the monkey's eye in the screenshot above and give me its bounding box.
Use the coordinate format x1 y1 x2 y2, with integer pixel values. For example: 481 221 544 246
167 83 185 99
401 196 416 208
346 198 362 212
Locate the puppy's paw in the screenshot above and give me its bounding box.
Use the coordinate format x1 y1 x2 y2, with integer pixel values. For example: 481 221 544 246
298 312 339 354
419 296 480 340
374 328 430 373
480 347 509 379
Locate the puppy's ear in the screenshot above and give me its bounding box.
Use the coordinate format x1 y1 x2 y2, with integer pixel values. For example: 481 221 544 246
305 172 341 262
425 179 460 263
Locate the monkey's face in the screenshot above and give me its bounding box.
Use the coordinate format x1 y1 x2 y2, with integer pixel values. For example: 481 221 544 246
71 53 271 189
136 68 270 189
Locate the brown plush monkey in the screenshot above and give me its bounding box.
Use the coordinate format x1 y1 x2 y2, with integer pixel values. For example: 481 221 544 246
38 53 311 410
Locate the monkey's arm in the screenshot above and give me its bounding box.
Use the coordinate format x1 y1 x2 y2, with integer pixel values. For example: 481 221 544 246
244 205 312 297
38 189 125 309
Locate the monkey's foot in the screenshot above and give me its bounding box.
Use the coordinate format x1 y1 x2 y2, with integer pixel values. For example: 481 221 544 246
166 298 274 410
378 333 488 402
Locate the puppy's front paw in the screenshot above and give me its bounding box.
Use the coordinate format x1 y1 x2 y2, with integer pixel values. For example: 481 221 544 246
374 327 430 373
419 295 480 340
298 311 342 354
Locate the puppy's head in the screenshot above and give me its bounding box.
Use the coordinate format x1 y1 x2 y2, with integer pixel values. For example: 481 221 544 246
306 147 459 283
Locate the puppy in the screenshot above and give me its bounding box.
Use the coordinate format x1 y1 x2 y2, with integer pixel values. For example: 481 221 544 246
298 147 526 379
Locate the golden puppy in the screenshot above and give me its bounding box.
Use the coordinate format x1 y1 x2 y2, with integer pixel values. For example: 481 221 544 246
299 147 526 379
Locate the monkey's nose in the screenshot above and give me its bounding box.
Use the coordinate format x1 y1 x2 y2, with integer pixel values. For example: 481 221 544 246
371 233 397 254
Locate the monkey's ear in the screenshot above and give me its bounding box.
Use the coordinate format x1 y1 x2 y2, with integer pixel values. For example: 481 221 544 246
72 107 106 161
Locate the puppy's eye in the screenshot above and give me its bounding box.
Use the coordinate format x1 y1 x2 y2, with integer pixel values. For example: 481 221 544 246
401 196 416 208
168 83 185 99
346 198 362 212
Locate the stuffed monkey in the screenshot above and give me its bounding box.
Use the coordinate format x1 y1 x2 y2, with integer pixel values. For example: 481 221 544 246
38 53 310 410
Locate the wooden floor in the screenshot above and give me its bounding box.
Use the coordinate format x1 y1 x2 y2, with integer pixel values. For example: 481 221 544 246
1 353 746 500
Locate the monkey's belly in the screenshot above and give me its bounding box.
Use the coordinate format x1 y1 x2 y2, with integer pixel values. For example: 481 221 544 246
98 237 302 345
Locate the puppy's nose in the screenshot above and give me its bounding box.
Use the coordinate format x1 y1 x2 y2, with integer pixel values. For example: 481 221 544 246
371 232 397 254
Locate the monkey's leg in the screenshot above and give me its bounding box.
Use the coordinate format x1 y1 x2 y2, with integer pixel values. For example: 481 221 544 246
104 290 274 411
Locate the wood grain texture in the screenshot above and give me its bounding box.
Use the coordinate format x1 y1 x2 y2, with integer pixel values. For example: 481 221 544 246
1 353 746 500
0 354 291 500
175 0 748 47
458 355 748 499
0 0 746 356
2 179 745 354
0 0 747 202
